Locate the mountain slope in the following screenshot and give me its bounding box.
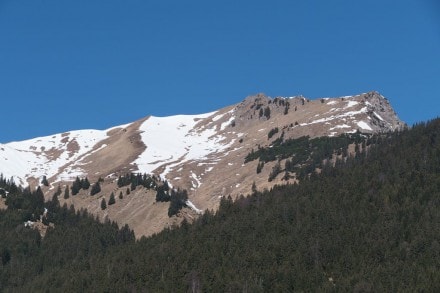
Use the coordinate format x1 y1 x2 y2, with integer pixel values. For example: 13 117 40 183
0 91 404 236
1 117 438 292
1 91 403 185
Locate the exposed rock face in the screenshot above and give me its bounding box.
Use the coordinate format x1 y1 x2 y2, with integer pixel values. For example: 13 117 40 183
0 91 405 237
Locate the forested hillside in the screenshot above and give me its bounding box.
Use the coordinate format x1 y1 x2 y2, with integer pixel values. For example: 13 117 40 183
1 118 439 292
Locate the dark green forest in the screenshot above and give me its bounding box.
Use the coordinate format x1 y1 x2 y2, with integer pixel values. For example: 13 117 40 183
1 118 440 292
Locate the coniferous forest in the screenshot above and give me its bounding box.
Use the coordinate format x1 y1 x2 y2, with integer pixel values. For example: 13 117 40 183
1 118 440 291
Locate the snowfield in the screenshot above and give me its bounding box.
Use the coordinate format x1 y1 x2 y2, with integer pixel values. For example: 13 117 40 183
0 129 109 185
134 112 235 178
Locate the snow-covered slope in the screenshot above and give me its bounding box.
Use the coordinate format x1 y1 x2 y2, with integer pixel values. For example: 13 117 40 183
135 112 236 177
0 129 108 185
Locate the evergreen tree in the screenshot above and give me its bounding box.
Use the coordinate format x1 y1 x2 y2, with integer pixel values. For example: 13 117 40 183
268 161 281 182
119 191 123 200
51 190 60 207
41 175 49 187
55 184 62 196
156 185 170 202
256 161 264 174
168 189 188 217
34 186 44 207
63 186 70 199
108 192 116 205
264 106 271 119
71 177 81 195
81 177 90 190
90 182 101 196
100 197 107 210
117 175 124 188
251 181 257 194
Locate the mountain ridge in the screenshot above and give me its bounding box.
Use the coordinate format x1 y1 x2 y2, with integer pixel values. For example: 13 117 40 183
1 91 403 186
0 91 405 237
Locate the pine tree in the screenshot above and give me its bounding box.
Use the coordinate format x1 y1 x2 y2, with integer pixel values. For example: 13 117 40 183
168 189 188 217
71 177 81 195
51 191 60 207
264 106 271 119
41 175 49 187
90 182 101 196
54 185 62 198
108 192 116 205
156 185 170 202
256 161 264 174
268 161 281 182
126 187 130 195
34 186 44 207
119 191 123 200
63 186 70 199
251 181 257 194
81 177 90 190
130 181 136 191
100 198 107 210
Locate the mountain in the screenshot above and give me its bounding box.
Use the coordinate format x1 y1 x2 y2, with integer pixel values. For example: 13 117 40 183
1 116 438 292
0 91 404 236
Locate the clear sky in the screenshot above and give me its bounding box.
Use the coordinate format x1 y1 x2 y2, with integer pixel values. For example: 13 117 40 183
0 0 439 143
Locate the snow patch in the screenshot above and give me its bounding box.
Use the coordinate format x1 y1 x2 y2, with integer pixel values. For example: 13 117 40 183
346 101 359 108
190 171 202 188
357 121 373 131
186 200 203 214
220 116 235 131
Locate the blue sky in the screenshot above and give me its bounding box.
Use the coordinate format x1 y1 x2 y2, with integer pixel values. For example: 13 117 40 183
0 1 439 143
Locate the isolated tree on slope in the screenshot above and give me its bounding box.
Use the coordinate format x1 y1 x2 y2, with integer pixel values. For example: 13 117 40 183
41 175 49 187
90 182 101 196
101 198 107 210
108 192 116 205
64 186 70 199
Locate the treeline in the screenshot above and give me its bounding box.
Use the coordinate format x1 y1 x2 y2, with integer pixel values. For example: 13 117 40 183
62 172 187 217
1 118 440 291
246 132 372 181
117 173 188 216
117 173 157 191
